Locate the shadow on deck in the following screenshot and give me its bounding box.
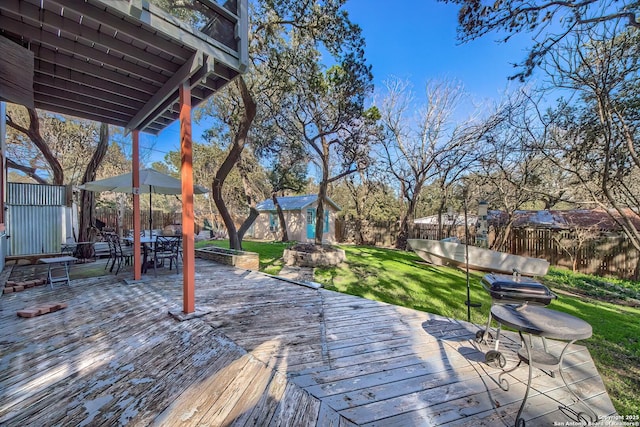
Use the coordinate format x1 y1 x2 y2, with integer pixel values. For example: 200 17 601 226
0 258 617 426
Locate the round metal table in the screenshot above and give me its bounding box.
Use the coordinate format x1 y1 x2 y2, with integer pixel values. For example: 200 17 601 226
490 304 595 426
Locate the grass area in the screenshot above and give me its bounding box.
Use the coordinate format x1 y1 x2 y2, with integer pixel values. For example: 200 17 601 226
196 240 639 415
314 245 492 324
541 269 640 415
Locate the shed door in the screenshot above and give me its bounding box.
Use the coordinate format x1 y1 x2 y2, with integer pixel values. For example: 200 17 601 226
306 208 316 239
324 210 329 233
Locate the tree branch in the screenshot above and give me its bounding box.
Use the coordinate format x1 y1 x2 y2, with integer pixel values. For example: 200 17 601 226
6 158 47 184
6 108 64 184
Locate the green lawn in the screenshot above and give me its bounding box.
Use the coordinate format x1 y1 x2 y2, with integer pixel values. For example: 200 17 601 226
196 240 640 415
314 245 492 324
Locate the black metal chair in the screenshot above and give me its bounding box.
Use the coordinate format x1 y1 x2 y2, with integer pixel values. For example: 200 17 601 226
106 234 134 275
152 235 181 276
104 234 117 272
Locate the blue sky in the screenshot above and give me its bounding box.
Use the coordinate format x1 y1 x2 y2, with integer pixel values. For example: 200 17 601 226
347 0 533 100
148 0 535 164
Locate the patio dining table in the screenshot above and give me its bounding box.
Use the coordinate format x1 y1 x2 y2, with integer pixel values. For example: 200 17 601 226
124 236 157 274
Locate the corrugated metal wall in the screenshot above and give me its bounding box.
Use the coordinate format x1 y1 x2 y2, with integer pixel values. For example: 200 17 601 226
6 183 66 255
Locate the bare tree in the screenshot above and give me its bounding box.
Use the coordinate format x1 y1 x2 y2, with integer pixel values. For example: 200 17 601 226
473 94 548 249
377 78 473 249
541 26 640 264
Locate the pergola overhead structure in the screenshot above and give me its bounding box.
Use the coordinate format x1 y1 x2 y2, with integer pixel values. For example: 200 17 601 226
0 0 248 313
0 0 247 134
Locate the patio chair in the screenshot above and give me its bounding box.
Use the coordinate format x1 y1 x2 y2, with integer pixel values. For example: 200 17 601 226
106 234 134 275
104 234 117 272
152 235 181 276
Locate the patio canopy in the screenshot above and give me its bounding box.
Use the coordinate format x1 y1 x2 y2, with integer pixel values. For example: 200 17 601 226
0 0 248 134
80 168 209 233
79 168 209 195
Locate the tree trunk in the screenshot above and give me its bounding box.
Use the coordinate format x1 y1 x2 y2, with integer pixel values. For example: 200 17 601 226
436 204 446 240
491 221 514 251
5 107 64 184
213 177 240 248
355 218 365 245
235 156 261 249
315 181 328 246
314 140 330 245
238 207 260 243
436 182 450 240
212 77 257 251
396 215 409 250
273 193 289 242
76 123 109 259
395 188 419 250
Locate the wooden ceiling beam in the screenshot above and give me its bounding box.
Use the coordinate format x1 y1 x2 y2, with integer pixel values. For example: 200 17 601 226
34 60 152 102
33 84 140 116
34 101 129 128
126 51 204 132
34 74 146 111
0 15 166 83
33 45 160 95
0 0 248 133
35 93 132 122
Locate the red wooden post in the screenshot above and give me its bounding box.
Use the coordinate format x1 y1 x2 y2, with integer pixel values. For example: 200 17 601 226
0 102 5 226
180 82 195 314
132 130 141 281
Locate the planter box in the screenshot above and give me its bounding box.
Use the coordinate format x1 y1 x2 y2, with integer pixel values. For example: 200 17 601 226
195 247 259 270
283 247 346 267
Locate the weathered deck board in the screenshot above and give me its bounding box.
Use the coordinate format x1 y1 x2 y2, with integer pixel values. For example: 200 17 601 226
0 258 617 426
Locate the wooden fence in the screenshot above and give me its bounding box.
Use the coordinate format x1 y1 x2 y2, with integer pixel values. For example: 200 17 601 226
95 208 187 234
335 221 476 246
501 228 638 280
335 219 639 280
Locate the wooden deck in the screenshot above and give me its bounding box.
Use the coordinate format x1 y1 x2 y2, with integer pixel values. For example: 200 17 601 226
0 258 616 426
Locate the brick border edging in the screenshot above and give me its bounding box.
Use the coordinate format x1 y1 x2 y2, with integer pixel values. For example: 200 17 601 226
3 278 48 294
17 302 68 318
0 263 15 296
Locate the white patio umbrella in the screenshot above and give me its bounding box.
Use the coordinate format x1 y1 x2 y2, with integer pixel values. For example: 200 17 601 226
79 168 208 233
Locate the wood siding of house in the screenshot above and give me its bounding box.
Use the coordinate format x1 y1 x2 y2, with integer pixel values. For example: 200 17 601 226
252 202 337 243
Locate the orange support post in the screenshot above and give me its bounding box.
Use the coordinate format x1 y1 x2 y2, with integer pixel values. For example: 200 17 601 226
132 130 141 281
1 102 6 225
180 82 195 314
